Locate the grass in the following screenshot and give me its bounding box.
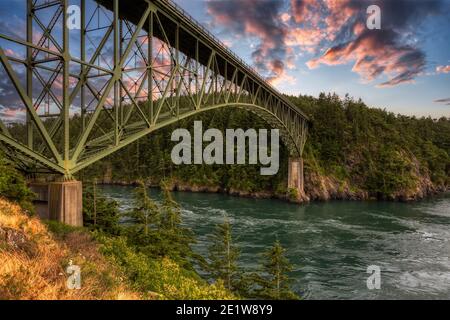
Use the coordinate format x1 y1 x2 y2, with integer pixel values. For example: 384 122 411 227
0 198 140 300
0 197 236 300
97 234 235 300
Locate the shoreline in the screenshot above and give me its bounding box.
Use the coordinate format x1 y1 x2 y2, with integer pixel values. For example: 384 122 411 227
94 179 450 204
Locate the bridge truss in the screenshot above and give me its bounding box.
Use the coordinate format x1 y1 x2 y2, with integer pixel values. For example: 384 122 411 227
0 0 309 179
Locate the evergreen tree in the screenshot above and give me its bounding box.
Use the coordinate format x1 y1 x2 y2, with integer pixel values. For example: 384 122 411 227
254 240 299 300
160 180 181 231
83 181 121 235
158 180 197 270
127 180 160 235
0 152 35 213
207 218 242 293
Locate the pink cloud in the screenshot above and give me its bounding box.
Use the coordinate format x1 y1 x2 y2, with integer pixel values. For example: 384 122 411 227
307 30 426 87
436 65 450 74
206 0 441 89
207 0 290 84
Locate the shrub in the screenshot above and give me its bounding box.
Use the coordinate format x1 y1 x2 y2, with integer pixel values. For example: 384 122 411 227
0 153 35 212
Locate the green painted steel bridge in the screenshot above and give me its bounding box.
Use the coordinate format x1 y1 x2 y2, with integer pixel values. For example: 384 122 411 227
0 0 309 179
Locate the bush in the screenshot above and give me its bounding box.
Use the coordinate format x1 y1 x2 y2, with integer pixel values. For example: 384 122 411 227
97 234 235 300
0 153 35 212
287 188 299 201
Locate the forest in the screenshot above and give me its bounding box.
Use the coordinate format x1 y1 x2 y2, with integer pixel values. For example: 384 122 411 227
80 93 450 201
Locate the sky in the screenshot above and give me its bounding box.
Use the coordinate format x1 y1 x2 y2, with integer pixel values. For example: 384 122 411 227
173 0 450 118
0 0 449 122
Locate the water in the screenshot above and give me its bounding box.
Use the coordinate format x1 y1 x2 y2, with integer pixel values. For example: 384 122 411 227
100 185 450 300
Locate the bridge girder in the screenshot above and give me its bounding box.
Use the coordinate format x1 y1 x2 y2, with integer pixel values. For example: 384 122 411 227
0 0 308 179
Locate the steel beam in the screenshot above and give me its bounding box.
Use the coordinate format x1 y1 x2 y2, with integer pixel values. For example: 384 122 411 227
0 0 309 178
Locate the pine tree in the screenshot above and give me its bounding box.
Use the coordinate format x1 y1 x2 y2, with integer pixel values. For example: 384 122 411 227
0 152 35 213
82 180 121 235
158 180 197 270
254 240 299 300
128 180 160 235
207 218 242 292
160 180 181 231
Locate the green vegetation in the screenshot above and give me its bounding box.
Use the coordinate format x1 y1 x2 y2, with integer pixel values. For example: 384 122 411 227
123 180 198 271
252 240 299 300
292 93 450 199
83 179 122 235
97 234 233 300
81 93 449 200
0 152 35 212
204 218 298 300
205 218 242 292
81 107 289 195
80 179 299 299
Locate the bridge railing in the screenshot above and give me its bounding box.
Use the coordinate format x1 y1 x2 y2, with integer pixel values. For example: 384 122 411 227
166 0 258 74
164 0 309 121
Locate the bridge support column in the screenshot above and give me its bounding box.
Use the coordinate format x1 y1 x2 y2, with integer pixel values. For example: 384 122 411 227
288 157 305 200
29 181 83 227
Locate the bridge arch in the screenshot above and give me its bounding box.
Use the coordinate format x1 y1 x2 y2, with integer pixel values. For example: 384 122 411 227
71 101 307 174
0 0 309 226
0 0 308 178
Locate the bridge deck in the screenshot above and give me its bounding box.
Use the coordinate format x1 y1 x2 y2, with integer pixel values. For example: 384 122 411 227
95 0 309 121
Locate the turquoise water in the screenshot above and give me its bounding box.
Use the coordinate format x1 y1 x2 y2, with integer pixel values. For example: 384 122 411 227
101 185 450 299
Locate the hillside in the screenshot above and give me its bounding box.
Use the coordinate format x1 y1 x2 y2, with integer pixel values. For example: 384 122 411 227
0 197 236 300
0 198 140 299
80 93 450 202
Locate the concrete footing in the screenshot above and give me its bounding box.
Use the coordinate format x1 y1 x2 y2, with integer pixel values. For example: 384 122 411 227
29 181 83 227
288 157 304 195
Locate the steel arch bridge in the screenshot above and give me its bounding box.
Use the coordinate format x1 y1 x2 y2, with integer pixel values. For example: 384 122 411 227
0 0 309 180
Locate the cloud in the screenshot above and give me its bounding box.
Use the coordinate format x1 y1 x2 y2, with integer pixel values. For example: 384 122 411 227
206 0 292 85
436 65 450 74
306 29 426 87
0 63 26 116
304 0 445 87
434 98 450 105
0 104 26 123
206 0 446 88
266 59 296 86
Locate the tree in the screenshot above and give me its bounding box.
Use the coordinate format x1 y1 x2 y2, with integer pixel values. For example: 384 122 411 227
127 180 160 235
0 152 35 213
206 218 242 292
83 180 121 235
254 240 299 300
160 180 181 231
157 180 197 270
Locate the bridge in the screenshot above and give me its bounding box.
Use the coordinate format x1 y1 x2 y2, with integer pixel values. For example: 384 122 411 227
0 0 309 226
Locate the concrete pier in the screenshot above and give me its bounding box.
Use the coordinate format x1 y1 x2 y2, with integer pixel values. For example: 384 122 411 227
288 157 304 195
29 181 83 227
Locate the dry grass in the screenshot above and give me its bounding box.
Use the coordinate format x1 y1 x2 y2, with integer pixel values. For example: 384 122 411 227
0 198 141 300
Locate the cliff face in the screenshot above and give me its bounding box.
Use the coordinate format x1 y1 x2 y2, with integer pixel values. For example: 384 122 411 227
388 155 448 201
304 170 368 202
302 152 448 203
302 169 445 202
90 151 448 203
95 159 447 203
